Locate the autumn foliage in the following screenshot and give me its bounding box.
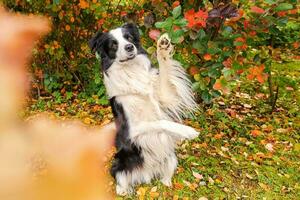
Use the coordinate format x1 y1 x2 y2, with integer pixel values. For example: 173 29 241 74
1 0 299 104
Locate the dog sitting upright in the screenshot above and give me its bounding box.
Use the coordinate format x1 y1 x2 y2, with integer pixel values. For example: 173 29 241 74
89 23 199 196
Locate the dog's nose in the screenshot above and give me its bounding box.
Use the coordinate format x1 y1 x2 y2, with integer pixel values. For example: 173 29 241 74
125 44 134 52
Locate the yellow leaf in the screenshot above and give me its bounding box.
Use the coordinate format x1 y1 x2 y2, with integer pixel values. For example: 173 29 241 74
173 195 179 200
137 187 147 198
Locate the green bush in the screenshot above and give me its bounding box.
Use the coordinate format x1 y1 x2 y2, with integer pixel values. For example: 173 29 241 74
2 0 299 105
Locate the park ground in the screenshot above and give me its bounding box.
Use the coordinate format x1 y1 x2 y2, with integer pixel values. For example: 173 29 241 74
24 61 300 199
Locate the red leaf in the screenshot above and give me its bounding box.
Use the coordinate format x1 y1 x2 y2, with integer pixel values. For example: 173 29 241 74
120 11 127 17
251 6 265 14
172 1 180 8
277 11 287 17
189 66 199 76
243 20 250 29
191 48 198 54
148 29 160 41
184 9 208 29
222 58 232 68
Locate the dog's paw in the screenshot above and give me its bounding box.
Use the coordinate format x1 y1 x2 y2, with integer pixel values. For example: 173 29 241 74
116 185 133 196
161 178 172 187
157 33 173 60
184 126 199 140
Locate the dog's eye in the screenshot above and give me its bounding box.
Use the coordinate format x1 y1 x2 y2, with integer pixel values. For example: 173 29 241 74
111 41 118 50
125 35 134 42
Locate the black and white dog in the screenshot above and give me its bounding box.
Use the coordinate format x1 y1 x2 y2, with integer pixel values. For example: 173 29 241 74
89 23 199 195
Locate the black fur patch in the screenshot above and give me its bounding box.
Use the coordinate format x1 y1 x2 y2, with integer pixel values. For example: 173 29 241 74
89 32 117 72
110 97 144 178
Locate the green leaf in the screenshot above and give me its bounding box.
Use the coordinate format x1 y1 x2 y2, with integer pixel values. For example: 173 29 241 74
207 48 221 55
99 98 109 105
211 90 221 97
208 68 221 78
155 22 163 28
173 18 187 27
192 82 200 91
170 29 184 43
172 6 182 19
198 29 206 40
221 26 233 37
222 68 234 79
66 91 73 100
232 62 242 70
264 0 276 4
234 41 244 46
193 39 207 54
201 90 212 104
54 0 60 5
147 46 156 54
155 18 173 31
253 54 260 62
274 3 293 11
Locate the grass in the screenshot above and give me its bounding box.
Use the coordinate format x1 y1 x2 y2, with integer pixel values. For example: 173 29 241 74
25 61 300 199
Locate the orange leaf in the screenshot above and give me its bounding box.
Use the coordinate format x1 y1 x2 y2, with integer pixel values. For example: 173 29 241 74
79 0 89 9
203 53 211 61
250 130 262 137
214 133 223 139
65 25 71 31
213 81 222 90
174 182 184 189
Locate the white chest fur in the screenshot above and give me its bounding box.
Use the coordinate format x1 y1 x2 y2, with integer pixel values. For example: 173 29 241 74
104 54 153 98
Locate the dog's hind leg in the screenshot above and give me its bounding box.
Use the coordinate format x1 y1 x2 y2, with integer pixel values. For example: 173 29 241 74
131 120 199 139
156 34 197 120
160 153 177 186
115 172 133 196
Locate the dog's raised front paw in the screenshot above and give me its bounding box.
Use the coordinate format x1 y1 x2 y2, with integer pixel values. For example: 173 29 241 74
157 33 173 60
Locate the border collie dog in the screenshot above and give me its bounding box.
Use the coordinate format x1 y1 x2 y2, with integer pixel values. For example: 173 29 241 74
89 23 199 196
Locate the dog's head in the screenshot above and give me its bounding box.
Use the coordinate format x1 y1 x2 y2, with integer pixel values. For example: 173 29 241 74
89 23 145 71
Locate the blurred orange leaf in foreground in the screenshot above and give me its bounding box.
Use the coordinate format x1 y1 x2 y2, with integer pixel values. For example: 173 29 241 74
0 7 115 200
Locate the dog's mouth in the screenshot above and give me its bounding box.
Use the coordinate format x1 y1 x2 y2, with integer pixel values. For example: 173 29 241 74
119 54 136 63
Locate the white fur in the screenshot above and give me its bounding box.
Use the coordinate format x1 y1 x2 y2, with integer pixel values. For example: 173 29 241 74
104 30 198 195
110 28 137 63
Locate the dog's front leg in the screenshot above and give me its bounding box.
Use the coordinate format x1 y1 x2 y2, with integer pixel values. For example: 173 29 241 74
156 34 197 119
131 120 199 139
156 34 176 106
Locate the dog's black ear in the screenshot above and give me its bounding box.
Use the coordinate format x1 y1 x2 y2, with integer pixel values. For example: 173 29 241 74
122 23 140 42
89 31 105 53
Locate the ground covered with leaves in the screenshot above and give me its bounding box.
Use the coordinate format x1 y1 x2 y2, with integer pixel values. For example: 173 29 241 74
25 62 300 199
